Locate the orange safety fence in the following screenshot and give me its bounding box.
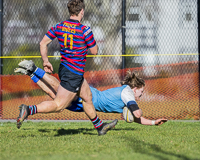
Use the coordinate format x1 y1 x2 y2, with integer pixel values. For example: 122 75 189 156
0 61 199 120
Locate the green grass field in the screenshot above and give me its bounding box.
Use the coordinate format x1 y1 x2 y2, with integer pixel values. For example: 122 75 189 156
0 121 200 160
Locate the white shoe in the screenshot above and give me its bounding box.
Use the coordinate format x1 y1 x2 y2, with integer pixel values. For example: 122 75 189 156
14 67 31 75
18 59 36 72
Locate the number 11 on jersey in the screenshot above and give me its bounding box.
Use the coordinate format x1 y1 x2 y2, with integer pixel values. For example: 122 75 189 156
63 33 73 49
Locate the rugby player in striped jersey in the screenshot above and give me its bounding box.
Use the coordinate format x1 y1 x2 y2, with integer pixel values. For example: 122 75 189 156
16 0 118 136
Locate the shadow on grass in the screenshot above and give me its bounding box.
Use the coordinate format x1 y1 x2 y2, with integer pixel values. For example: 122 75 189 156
38 128 96 136
113 128 136 131
124 137 197 160
56 128 96 136
38 127 136 136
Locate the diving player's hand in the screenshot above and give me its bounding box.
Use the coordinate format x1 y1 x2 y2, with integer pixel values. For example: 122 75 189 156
43 61 53 73
155 118 168 125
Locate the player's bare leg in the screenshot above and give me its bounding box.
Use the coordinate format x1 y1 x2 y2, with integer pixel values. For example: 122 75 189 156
36 85 76 113
17 84 77 129
14 60 60 99
79 79 96 119
15 60 118 135
37 80 57 99
37 73 60 99
79 79 118 135
40 73 60 95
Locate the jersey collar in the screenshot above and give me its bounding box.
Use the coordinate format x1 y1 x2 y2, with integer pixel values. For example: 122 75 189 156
68 19 80 23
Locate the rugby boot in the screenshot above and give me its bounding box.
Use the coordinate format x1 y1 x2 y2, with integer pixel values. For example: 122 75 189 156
14 67 31 76
17 104 29 129
98 119 118 136
18 59 37 73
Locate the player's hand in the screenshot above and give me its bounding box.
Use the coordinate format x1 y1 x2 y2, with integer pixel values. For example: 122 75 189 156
155 118 168 125
43 61 53 73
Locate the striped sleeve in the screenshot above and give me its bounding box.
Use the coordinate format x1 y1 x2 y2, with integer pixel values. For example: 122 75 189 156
83 26 96 48
45 23 59 40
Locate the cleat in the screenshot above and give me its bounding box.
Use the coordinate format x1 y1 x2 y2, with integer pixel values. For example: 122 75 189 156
17 104 29 129
14 67 31 75
18 59 36 72
98 119 118 136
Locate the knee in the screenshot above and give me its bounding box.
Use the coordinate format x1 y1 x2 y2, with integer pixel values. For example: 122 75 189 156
55 107 63 112
54 102 65 112
59 109 64 112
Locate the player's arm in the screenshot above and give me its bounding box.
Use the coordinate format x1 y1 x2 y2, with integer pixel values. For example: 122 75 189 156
128 102 142 118
121 86 143 118
40 35 53 73
89 44 98 55
83 26 98 55
134 116 168 126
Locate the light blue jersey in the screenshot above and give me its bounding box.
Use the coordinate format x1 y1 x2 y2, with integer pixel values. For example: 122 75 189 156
66 85 137 113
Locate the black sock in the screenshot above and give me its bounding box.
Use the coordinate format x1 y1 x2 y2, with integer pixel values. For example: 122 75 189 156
29 65 37 75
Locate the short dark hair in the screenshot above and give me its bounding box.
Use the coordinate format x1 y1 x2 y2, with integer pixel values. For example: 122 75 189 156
67 0 85 16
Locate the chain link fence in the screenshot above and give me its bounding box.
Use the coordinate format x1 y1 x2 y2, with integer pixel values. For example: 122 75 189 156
0 0 199 120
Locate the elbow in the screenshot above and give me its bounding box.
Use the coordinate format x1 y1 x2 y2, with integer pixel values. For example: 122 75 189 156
133 109 143 118
39 41 42 46
40 41 45 48
40 38 49 48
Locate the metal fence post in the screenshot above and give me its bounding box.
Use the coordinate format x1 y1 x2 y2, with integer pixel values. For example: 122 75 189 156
122 0 126 78
0 0 2 119
197 0 200 118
